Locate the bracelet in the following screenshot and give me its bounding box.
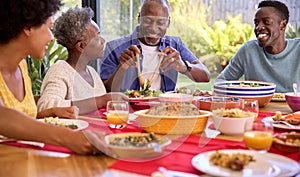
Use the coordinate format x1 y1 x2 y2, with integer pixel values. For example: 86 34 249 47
180 60 192 74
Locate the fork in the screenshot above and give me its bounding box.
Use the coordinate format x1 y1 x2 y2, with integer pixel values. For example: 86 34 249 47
274 120 296 129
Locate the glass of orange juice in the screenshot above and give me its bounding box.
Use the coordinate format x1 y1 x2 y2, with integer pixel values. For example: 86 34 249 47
243 121 273 153
106 101 129 129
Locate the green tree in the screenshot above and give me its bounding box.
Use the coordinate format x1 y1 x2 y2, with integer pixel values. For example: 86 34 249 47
167 0 253 76
26 41 67 95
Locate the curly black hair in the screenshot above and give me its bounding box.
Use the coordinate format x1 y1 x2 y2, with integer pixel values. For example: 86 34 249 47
53 7 94 50
0 0 63 44
258 0 289 23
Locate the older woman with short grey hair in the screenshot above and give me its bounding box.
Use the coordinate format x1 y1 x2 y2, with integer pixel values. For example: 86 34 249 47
38 7 128 115
54 7 94 50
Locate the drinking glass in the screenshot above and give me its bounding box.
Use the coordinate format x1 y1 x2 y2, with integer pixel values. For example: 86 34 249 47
243 99 259 121
243 121 273 153
106 101 129 129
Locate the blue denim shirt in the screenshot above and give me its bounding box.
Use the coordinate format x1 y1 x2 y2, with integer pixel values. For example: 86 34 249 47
100 26 197 92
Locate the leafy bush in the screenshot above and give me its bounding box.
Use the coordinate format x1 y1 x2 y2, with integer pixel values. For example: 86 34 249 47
26 40 67 95
285 24 300 38
167 1 253 76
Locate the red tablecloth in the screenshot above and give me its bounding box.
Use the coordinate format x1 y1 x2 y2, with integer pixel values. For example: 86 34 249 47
109 134 299 176
109 111 300 176
0 108 299 176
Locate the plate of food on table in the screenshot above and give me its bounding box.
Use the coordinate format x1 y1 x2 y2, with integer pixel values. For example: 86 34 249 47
105 132 171 159
38 117 89 130
271 93 286 102
173 87 212 97
262 111 300 130
192 149 300 177
124 79 162 102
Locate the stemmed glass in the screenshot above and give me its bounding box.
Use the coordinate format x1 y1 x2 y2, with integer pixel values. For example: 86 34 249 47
243 121 273 153
243 99 259 121
106 101 129 129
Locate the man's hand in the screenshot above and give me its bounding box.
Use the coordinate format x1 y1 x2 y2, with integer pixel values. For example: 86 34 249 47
119 45 141 70
160 46 187 73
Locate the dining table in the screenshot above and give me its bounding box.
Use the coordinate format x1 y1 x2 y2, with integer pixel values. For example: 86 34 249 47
0 101 299 177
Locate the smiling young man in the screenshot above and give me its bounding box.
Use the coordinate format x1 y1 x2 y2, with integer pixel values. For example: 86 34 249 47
216 0 300 93
100 0 210 92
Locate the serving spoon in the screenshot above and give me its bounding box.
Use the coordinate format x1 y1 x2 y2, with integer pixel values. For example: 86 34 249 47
293 83 298 96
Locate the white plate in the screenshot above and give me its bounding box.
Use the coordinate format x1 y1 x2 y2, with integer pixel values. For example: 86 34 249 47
271 93 286 102
262 116 300 131
39 118 89 130
192 149 300 177
105 133 171 159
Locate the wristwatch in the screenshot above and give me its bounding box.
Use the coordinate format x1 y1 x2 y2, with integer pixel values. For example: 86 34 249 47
181 60 192 74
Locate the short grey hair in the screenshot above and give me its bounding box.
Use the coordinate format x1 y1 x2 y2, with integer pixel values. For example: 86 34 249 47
53 7 94 50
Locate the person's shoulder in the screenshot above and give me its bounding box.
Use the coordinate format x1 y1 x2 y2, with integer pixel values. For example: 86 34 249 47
238 40 259 50
287 38 300 44
50 60 67 68
46 60 69 74
243 40 258 46
87 65 97 73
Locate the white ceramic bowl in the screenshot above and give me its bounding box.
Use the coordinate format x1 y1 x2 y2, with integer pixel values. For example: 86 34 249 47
105 132 171 159
212 114 255 135
213 80 276 107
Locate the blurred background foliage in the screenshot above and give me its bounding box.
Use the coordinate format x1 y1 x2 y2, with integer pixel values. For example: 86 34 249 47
26 0 300 94
167 0 254 76
26 41 67 95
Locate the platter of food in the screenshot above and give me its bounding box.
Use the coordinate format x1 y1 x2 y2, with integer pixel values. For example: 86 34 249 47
271 93 286 102
174 87 212 97
124 89 162 102
105 132 171 159
38 117 89 130
273 132 300 153
191 149 300 177
262 112 300 131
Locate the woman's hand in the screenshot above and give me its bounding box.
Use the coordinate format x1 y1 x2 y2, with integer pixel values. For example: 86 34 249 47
61 130 100 155
82 130 117 157
52 106 79 119
96 92 129 108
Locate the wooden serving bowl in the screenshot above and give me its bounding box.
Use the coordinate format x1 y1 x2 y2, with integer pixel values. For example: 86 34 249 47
134 109 211 135
273 132 300 153
192 96 243 111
